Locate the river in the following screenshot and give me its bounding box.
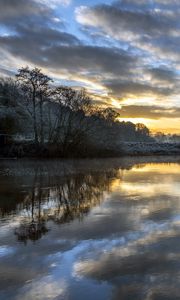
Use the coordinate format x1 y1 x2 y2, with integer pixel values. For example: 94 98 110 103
0 157 180 300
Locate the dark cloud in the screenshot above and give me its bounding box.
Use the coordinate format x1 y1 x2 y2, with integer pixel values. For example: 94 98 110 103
104 80 173 98
147 68 176 84
0 28 138 76
0 27 80 50
114 0 180 11
120 105 180 119
0 0 51 27
76 3 179 40
43 45 138 75
0 0 41 17
114 0 153 10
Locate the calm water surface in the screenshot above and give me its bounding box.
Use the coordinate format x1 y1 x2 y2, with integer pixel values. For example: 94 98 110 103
0 157 180 300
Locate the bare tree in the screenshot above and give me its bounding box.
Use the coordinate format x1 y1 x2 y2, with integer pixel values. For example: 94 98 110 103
16 67 52 144
48 86 94 154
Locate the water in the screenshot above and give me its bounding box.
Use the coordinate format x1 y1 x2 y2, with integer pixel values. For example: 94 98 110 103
0 157 180 300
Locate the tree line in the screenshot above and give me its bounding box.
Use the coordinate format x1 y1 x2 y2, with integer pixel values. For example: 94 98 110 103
0 66 152 157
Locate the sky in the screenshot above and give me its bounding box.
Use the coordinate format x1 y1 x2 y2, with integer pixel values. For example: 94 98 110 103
0 0 180 133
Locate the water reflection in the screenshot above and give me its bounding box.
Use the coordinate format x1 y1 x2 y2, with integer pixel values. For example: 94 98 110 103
0 157 180 300
0 163 120 243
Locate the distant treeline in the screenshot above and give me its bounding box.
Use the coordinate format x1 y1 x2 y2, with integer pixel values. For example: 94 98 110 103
153 132 180 143
0 66 153 157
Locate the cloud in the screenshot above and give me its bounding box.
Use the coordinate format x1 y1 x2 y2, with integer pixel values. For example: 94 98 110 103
120 105 180 119
103 80 174 98
0 28 138 82
36 0 71 8
0 0 50 24
16 276 67 300
147 67 177 84
76 4 178 41
0 0 70 24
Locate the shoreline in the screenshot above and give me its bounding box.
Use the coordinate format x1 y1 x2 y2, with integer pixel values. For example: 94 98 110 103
0 141 180 159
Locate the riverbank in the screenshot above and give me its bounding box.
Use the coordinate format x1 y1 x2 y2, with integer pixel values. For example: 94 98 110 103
120 142 180 156
0 142 180 158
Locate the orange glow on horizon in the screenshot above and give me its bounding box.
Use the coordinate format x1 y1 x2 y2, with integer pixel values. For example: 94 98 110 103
118 117 180 134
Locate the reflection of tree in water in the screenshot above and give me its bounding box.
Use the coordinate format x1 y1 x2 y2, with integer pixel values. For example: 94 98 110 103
50 171 114 224
14 173 49 244
15 220 48 243
14 168 121 243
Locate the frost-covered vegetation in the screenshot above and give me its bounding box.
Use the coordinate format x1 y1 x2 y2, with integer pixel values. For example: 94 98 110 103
0 66 153 157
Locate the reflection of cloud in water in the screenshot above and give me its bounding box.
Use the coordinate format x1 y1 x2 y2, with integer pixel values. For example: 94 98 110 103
74 217 180 299
0 159 180 299
118 181 180 198
131 163 180 175
16 276 68 300
0 245 15 257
